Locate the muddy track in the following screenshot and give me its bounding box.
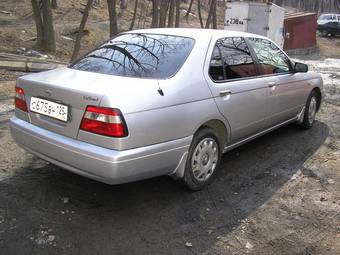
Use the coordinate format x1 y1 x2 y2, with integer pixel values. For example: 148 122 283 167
0 116 338 255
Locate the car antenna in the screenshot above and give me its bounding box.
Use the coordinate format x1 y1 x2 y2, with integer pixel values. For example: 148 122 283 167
157 80 164 96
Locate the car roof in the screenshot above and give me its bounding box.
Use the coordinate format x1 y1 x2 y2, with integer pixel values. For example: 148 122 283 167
319 13 340 16
125 28 267 41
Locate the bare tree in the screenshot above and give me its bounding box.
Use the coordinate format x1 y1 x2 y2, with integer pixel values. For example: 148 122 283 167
205 0 216 29
212 0 217 29
129 0 139 30
151 0 160 28
184 0 194 21
93 0 101 6
197 0 204 28
71 0 94 61
205 3 212 28
31 0 43 47
120 0 128 9
137 0 148 28
168 0 175 27
107 0 118 36
175 0 180 27
31 0 56 53
159 0 169 27
41 0 55 51
51 0 58 9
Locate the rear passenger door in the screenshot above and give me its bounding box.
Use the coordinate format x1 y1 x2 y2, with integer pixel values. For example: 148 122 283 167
247 37 306 128
204 36 267 144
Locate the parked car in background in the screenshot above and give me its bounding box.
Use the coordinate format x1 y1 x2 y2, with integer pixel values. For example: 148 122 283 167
10 29 323 191
317 13 340 37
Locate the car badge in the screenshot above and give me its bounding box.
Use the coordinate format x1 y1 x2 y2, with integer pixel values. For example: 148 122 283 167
45 89 52 97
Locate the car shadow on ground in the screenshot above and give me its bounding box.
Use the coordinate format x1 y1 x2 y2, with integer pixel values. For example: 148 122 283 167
0 121 329 254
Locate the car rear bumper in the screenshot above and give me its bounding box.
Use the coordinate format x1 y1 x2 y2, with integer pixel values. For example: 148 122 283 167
10 117 191 184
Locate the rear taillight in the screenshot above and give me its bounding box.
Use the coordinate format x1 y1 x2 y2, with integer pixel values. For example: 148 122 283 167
80 106 128 137
15 86 28 112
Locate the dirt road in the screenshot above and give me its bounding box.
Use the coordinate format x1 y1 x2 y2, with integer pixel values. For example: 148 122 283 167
0 58 339 254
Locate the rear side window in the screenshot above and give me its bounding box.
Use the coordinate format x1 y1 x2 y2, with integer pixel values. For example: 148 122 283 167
70 33 195 79
209 37 257 81
248 38 291 75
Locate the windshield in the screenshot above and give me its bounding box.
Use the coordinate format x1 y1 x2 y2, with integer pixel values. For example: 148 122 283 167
70 33 195 79
320 14 335 21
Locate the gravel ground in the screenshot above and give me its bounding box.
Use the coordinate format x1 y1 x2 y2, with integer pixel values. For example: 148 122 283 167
0 57 339 254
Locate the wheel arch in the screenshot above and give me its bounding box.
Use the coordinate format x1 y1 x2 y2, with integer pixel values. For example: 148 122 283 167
311 87 322 111
194 119 229 151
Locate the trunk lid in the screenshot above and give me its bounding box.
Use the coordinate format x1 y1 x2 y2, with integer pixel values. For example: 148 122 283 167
18 68 107 139
17 67 160 142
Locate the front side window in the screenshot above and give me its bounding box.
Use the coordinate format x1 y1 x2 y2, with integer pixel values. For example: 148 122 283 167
248 38 291 75
70 33 195 79
209 37 257 81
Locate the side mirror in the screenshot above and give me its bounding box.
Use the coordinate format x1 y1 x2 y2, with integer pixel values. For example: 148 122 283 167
294 62 308 73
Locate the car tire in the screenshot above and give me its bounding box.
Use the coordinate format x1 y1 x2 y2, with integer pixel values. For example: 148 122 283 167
183 128 221 191
298 91 319 130
321 30 329 37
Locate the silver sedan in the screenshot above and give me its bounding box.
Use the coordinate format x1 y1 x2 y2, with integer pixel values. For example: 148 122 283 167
10 28 323 190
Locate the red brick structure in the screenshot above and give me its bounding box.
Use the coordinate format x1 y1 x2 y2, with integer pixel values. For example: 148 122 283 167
283 12 317 51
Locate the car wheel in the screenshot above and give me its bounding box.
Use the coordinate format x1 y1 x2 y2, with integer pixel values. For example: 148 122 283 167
298 91 318 130
321 30 329 37
183 128 221 191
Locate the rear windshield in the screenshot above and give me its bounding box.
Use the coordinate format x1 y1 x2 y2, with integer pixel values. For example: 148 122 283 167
70 33 195 79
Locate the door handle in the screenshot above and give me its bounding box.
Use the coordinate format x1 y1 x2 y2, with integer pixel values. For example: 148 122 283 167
219 90 232 97
268 82 276 88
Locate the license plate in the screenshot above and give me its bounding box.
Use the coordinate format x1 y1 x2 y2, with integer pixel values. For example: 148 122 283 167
30 97 69 122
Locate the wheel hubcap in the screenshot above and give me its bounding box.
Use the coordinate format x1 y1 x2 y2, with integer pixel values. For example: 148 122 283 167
191 138 219 182
308 97 317 125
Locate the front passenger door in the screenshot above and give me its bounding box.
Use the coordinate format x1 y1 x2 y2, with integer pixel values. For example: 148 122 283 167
247 38 306 128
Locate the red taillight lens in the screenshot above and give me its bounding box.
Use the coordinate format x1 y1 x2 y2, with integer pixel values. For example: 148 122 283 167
80 106 128 137
15 86 28 112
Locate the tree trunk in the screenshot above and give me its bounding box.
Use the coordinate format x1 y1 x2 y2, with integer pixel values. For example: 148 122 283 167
205 7 212 28
159 0 168 27
205 0 216 29
71 0 94 61
129 0 138 30
168 0 175 27
137 0 146 28
107 0 118 36
151 0 160 28
120 0 128 9
31 0 44 47
184 0 194 21
212 0 217 29
197 0 203 28
41 0 56 52
93 0 100 6
175 0 180 27
51 0 58 9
